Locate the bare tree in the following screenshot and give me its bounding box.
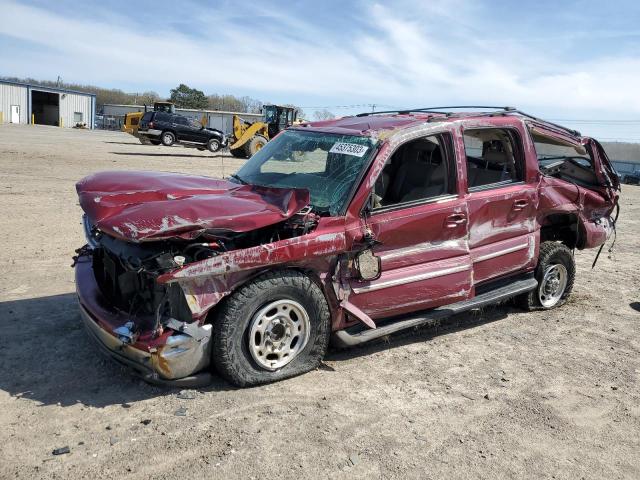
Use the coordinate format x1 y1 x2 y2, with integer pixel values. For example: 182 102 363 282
313 109 335 120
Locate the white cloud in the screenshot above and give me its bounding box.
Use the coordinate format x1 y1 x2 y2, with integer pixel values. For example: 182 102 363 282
1 0 639 126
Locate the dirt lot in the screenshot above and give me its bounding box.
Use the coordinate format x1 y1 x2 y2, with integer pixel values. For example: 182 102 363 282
0 124 639 479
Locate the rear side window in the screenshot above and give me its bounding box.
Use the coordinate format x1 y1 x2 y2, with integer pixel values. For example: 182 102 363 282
141 112 153 122
528 128 602 187
463 128 523 190
529 131 591 168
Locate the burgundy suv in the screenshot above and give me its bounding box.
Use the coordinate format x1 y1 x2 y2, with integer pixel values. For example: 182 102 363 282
74 107 620 387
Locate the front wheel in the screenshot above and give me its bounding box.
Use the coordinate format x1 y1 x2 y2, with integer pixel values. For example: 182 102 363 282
516 241 575 310
161 131 176 146
244 135 268 157
207 138 221 152
212 270 330 387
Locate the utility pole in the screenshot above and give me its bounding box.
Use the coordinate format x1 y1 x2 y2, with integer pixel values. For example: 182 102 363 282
370 104 377 113
56 76 62 86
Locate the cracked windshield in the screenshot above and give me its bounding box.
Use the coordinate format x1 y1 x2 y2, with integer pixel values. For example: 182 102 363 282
234 130 376 215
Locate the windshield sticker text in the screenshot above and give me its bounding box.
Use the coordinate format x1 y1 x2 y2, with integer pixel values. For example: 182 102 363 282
329 142 369 157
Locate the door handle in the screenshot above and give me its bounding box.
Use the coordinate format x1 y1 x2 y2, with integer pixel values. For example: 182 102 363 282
512 199 529 211
445 213 467 228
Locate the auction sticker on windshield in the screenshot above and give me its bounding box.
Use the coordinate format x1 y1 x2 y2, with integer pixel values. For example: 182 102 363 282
329 142 369 157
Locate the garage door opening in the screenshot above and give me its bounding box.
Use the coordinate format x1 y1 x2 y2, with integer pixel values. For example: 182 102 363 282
31 90 60 126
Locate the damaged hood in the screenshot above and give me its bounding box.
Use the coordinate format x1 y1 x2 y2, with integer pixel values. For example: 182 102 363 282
77 171 310 242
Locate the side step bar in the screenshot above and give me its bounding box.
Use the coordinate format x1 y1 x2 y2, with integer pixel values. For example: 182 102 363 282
332 275 538 348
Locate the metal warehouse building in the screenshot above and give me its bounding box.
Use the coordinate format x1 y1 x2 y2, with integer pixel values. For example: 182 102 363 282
0 80 96 128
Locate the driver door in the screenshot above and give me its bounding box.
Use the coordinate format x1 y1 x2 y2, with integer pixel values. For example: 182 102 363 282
346 133 472 320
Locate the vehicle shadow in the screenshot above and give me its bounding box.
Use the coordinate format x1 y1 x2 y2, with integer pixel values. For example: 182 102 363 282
103 141 141 145
0 293 233 407
327 304 513 362
110 152 216 158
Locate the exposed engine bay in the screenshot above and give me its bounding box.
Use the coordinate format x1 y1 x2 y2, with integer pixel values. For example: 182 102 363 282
82 206 321 334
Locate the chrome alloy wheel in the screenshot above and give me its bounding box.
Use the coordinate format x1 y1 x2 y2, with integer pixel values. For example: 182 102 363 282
248 300 310 371
539 264 568 308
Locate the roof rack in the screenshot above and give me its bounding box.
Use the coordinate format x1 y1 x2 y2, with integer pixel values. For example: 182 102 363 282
356 106 516 117
355 105 581 137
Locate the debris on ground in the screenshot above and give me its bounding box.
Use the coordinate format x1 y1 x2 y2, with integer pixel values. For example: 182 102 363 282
52 447 70 456
177 390 197 400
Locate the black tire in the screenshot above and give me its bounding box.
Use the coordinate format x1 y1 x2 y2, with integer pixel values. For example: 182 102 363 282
207 138 221 153
230 147 247 158
243 135 268 157
516 241 575 310
161 131 176 146
212 270 331 387
149 139 161 145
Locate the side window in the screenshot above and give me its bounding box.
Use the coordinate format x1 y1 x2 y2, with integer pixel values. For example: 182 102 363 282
463 128 523 190
529 128 600 186
373 134 456 209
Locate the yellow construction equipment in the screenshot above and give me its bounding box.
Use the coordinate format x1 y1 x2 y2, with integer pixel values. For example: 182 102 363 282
229 105 297 158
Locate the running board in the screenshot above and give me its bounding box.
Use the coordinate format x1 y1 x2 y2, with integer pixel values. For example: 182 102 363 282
332 275 537 348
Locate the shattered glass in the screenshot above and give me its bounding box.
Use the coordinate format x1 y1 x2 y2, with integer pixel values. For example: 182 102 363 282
235 130 376 215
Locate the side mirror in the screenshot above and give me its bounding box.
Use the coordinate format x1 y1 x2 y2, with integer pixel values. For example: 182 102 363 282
355 249 381 281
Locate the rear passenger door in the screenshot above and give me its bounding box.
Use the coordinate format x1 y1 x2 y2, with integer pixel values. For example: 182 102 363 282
346 133 473 319
172 116 192 141
462 127 537 284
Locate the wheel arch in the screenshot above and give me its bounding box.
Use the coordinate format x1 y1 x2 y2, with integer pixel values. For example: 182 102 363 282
539 212 580 249
203 265 338 326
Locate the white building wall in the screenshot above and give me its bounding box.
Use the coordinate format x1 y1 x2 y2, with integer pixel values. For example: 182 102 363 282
60 92 93 127
0 83 28 124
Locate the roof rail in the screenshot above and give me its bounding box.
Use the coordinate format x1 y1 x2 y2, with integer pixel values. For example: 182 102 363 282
355 105 581 137
356 105 516 117
511 109 581 137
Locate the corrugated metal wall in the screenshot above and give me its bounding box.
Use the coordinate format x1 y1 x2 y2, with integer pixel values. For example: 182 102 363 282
0 83 28 123
59 92 93 127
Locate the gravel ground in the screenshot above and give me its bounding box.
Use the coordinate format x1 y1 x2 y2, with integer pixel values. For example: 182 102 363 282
0 124 638 479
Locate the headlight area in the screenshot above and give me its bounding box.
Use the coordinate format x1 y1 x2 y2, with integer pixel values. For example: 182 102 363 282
74 232 222 385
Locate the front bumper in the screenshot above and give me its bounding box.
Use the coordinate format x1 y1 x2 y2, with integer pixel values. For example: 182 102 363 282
75 256 212 387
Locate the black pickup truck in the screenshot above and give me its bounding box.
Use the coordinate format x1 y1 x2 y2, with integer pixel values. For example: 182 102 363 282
138 111 227 152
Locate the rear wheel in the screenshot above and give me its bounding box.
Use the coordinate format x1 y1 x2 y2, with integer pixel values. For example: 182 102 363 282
207 138 221 153
161 131 176 146
149 139 161 145
212 270 330 387
516 241 575 310
243 135 268 157
138 136 151 145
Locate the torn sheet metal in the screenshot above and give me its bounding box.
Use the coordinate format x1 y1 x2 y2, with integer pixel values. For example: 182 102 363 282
77 171 310 242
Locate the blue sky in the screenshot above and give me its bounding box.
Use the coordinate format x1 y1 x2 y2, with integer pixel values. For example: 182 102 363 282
1 0 640 140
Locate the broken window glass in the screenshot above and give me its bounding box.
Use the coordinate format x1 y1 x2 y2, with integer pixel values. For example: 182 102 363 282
235 130 376 215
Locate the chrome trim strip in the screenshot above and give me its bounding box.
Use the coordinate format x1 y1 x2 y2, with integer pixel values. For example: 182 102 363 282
474 242 529 263
352 264 470 294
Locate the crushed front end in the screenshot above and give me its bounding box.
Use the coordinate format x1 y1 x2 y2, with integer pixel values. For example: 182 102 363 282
73 171 318 385
75 221 215 386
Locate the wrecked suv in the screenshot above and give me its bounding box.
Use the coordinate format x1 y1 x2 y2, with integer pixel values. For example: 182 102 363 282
74 106 619 387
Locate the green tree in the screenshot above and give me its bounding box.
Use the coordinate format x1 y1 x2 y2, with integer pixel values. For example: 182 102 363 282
169 84 208 109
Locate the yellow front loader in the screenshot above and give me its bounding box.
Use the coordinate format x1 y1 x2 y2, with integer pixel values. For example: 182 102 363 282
229 105 297 158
